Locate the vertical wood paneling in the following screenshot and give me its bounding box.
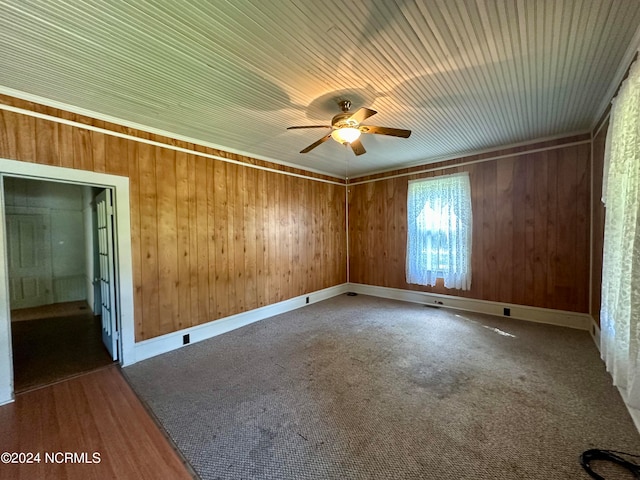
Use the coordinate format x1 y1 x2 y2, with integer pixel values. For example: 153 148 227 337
175 150 190 330
470 165 483 300
206 155 216 319
17 114 36 163
0 99 346 340
575 143 590 313
0 111 18 159
244 167 257 311
91 121 106 173
545 149 559 308
265 170 276 303
511 158 527 306
35 118 59 166
137 142 159 339
105 134 128 177
255 168 266 307
57 121 74 168
213 160 229 318
555 147 576 310
73 128 93 171
195 156 209 325
234 166 246 312
275 173 284 301
291 177 300 297
156 147 179 333
482 161 498 301
533 152 549 307
349 141 591 313
187 153 199 325
523 153 536 308
300 177 309 296
127 138 143 337
496 158 514 303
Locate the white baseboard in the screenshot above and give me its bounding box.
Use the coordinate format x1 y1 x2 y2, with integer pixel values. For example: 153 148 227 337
347 283 591 330
128 283 349 365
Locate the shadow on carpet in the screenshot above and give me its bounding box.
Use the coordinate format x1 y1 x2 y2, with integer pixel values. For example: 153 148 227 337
124 294 640 480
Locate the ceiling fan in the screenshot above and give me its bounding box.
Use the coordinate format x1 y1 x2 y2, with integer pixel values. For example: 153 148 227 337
287 100 411 156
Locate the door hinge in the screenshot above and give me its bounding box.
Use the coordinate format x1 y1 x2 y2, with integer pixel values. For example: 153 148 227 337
114 331 120 341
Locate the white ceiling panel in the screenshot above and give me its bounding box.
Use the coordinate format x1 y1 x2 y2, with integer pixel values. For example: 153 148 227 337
0 0 639 177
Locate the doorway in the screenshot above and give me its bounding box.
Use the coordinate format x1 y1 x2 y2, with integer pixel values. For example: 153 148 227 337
0 157 136 405
4 177 115 392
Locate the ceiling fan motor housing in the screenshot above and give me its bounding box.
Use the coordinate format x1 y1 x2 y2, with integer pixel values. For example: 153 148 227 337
331 112 358 129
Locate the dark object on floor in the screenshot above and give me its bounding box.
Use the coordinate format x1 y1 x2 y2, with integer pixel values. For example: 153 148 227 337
346 292 357 296
580 449 640 479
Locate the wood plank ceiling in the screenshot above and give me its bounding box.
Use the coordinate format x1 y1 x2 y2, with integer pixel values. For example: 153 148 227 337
0 0 638 177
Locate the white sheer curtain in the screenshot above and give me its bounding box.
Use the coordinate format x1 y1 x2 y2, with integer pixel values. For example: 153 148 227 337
600 54 640 408
406 172 472 290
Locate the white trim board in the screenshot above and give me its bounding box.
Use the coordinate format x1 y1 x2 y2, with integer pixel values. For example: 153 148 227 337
0 103 344 186
348 139 591 186
351 131 591 181
347 283 591 331
132 283 349 364
1 88 590 184
0 158 135 404
0 87 343 181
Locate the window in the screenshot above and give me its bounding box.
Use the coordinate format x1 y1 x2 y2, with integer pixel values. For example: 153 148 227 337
406 172 472 290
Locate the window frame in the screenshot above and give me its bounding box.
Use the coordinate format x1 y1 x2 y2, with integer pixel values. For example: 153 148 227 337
405 172 472 290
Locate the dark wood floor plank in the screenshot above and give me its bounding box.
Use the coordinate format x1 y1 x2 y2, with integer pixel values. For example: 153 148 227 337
0 366 193 480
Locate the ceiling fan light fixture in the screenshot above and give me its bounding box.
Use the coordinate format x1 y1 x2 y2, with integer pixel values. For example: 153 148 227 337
331 127 361 144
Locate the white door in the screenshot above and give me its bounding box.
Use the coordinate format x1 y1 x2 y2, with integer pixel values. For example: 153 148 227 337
96 189 118 361
6 214 53 309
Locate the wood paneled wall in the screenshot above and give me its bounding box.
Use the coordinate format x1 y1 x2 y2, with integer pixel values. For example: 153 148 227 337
591 120 608 325
0 96 346 341
348 138 591 313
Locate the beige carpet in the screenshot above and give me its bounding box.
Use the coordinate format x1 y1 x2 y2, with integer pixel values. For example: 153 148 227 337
124 294 640 479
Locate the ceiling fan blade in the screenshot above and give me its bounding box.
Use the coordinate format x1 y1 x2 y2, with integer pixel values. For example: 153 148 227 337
348 107 377 124
350 138 366 156
300 133 332 153
287 125 331 130
361 125 411 138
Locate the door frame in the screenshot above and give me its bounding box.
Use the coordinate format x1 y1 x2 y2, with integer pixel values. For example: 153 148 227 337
0 158 135 405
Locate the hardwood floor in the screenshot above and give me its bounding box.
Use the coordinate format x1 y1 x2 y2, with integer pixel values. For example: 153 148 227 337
11 312 114 393
0 365 194 480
